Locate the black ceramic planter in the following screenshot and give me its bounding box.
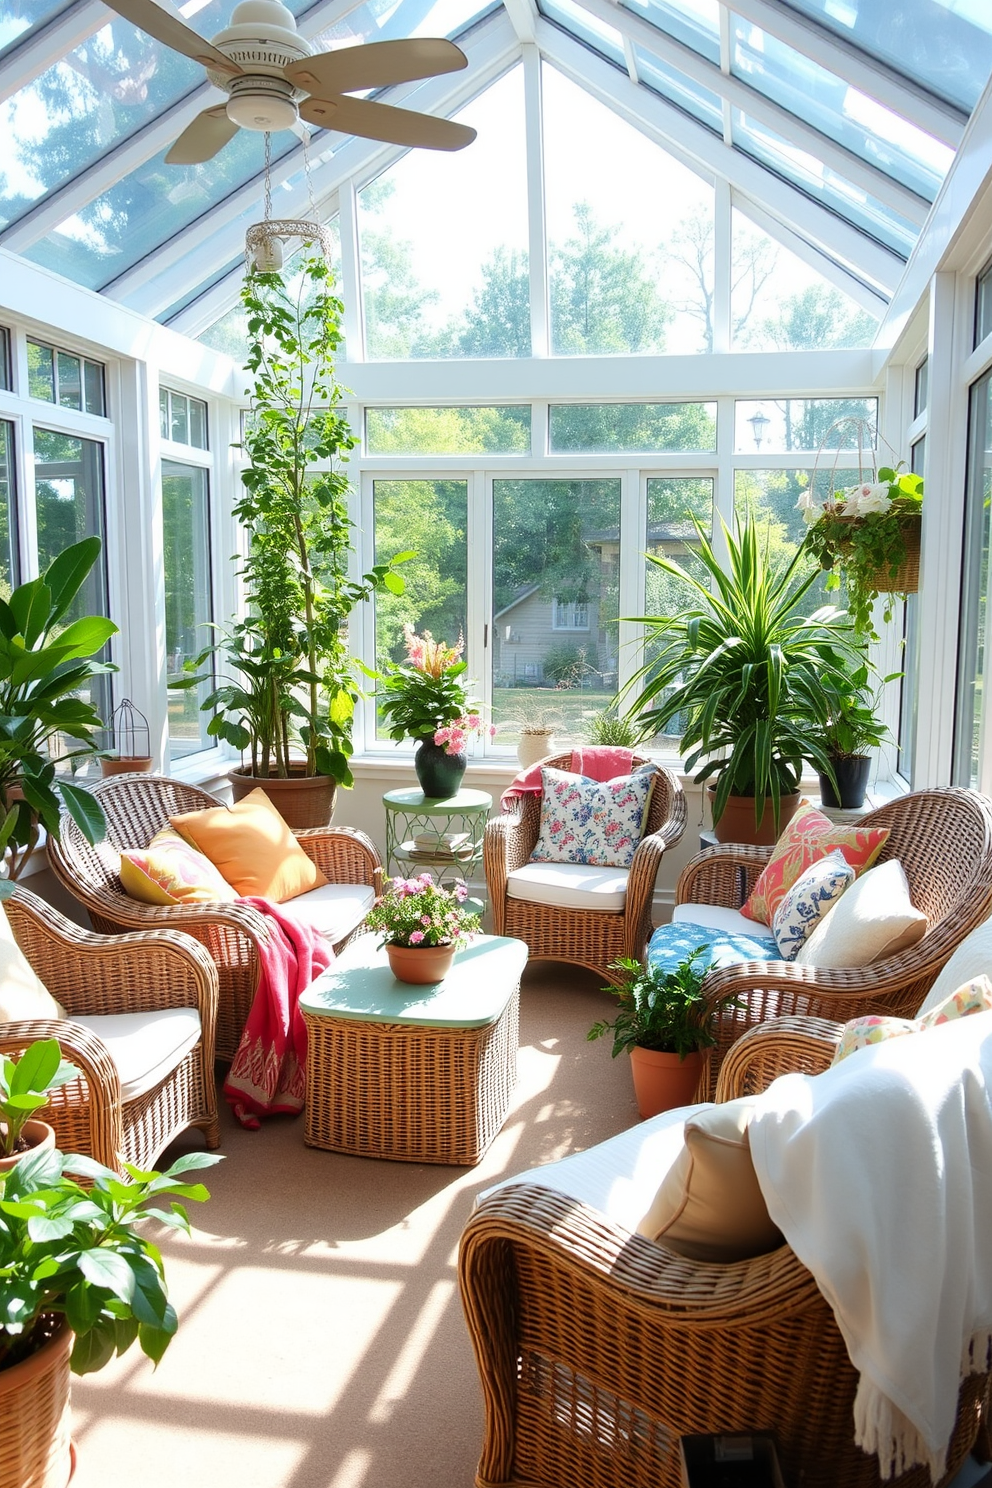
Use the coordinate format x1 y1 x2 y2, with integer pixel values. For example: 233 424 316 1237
818 755 872 810
414 739 467 799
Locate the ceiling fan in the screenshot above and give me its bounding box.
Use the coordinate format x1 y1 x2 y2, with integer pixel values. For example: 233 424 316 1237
101 0 477 164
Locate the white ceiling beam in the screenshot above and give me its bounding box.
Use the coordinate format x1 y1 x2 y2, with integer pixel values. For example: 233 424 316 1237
109 9 519 315
724 0 966 149
501 0 537 47
732 193 889 318
537 22 903 298
571 0 930 223
0 0 109 106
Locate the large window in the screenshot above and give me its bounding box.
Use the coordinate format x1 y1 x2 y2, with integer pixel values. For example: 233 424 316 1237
953 371 992 789
161 389 208 450
163 462 213 759
27 340 105 416
0 422 18 591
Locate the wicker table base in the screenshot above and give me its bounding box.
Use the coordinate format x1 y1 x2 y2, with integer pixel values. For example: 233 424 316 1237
300 934 527 1165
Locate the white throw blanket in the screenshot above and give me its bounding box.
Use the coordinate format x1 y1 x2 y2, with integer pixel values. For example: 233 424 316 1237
748 1010 992 1483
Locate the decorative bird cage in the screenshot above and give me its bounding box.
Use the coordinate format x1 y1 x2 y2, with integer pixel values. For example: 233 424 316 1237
101 699 153 777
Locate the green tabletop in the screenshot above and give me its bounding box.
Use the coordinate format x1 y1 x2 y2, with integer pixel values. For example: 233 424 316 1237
300 933 528 1028
383 787 493 813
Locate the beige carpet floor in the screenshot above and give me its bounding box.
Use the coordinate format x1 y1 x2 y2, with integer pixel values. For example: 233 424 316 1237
69 962 637 1488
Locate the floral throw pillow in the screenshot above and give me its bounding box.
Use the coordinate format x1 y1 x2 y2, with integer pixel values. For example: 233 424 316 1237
772 850 855 961
120 827 238 906
741 799 890 926
531 764 655 868
830 974 992 1065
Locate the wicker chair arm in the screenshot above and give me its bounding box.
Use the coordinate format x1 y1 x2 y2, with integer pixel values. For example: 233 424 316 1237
622 831 670 955
715 1016 846 1101
651 779 689 850
677 844 773 910
295 825 382 891
0 1017 122 1167
44 882 272 945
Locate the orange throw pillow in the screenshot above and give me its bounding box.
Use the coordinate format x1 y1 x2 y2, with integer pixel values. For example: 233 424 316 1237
740 799 889 926
170 788 327 903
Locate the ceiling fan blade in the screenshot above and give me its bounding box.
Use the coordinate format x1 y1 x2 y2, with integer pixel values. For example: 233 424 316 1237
299 95 476 151
286 38 467 95
165 105 240 164
102 0 242 75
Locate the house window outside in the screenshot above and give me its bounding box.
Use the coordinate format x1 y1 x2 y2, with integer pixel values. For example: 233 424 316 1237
0 421 19 590
552 599 589 630
952 370 992 789
160 388 208 450
163 462 213 759
27 340 105 416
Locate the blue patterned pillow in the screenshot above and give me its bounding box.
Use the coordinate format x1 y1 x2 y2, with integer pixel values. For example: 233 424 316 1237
647 920 781 976
531 764 655 868
772 849 855 960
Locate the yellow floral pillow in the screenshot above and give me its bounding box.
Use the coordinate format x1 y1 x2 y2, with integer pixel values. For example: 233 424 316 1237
741 800 890 926
120 827 238 906
830 975 992 1065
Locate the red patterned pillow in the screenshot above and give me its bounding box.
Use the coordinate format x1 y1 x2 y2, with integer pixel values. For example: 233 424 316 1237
740 800 890 926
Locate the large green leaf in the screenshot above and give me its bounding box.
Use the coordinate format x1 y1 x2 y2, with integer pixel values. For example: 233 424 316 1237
44 538 103 629
44 616 117 660
8 581 52 650
78 1247 136 1303
9 1038 60 1096
57 781 107 847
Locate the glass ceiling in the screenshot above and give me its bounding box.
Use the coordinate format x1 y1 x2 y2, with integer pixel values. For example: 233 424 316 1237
0 0 989 326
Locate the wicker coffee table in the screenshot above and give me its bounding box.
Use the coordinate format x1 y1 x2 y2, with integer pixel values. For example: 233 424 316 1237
300 933 527 1165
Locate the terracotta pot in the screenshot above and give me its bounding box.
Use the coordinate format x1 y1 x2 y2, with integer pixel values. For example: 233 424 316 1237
0 1315 73 1488
413 740 466 800
100 756 153 778
629 1046 703 1120
517 729 556 769
229 764 336 830
708 788 800 846
818 756 872 810
0 1119 55 1174
386 942 456 985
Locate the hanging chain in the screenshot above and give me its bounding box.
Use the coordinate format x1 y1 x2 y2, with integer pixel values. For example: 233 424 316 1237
263 130 273 221
301 123 317 219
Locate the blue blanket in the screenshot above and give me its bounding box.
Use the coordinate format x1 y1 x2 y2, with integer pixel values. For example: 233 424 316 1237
647 920 782 975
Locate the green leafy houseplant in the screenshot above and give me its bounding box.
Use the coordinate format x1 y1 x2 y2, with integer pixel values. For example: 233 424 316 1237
0 1143 219 1375
0 538 116 881
377 626 489 750
193 249 407 789
585 707 638 748
0 1040 80 1158
621 515 861 836
588 951 727 1060
815 660 894 761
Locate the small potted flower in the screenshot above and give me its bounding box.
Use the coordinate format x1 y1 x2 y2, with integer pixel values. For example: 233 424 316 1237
798 463 923 637
378 626 494 798
366 873 481 984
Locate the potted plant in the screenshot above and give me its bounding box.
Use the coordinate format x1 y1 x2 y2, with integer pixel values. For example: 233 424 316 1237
799 464 923 638
621 515 861 845
588 950 733 1118
0 1142 218 1487
0 1039 80 1172
188 247 407 829
0 538 116 879
378 626 492 798
365 872 481 984
811 659 895 810
584 707 638 748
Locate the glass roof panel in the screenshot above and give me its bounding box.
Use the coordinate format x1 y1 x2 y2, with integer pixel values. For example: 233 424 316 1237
23 129 300 290
780 0 992 114
620 0 720 64
307 0 499 49
732 108 917 257
0 0 74 57
634 45 723 131
539 0 627 69
730 19 952 203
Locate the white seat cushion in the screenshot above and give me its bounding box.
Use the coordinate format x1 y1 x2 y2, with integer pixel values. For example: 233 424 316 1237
277 883 376 941
507 861 629 913
70 1008 202 1103
673 901 777 942
917 914 992 1015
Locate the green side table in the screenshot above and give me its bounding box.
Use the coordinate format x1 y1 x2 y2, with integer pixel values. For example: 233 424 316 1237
382 786 493 892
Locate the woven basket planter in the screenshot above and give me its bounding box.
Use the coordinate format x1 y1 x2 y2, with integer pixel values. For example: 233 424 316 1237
0 1317 73 1488
831 510 921 594
229 764 337 829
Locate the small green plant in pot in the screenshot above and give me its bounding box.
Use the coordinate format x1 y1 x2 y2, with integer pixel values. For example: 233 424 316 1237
812 658 896 810
0 1039 80 1167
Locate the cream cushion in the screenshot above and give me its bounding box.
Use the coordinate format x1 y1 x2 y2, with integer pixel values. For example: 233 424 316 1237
507 861 629 913
636 1096 783 1261
0 903 66 1021
70 1008 201 1103
277 882 376 942
672 902 777 943
794 859 927 967
917 915 992 1015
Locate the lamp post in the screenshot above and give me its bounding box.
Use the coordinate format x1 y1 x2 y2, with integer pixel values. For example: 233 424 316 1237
748 409 771 450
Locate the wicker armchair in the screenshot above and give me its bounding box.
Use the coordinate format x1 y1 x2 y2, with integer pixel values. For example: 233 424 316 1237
1 885 219 1172
458 1016 991 1488
484 756 687 982
680 786 992 1099
46 773 382 1061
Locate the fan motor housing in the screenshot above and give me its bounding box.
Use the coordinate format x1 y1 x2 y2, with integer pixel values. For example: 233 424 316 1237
207 0 312 89
225 75 301 132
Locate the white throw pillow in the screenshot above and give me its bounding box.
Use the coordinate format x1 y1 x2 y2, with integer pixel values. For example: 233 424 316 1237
771 849 855 960
0 903 66 1022
794 859 927 968
916 915 992 1015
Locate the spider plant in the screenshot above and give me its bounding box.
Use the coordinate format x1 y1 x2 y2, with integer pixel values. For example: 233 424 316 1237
621 515 862 834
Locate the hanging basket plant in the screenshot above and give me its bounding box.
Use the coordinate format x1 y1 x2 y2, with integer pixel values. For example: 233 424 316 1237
797 418 923 638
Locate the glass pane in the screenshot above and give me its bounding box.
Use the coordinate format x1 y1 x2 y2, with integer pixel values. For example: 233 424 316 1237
163 461 213 759
540 0 627 68
898 435 925 783
0 328 10 391
731 108 918 257
734 468 854 617
0 0 73 57
33 427 112 748
544 65 714 356
373 480 468 738
56 351 81 411
731 19 951 201
27 341 55 402
159 389 170 440
780 0 992 113
83 360 105 417
170 395 189 447
735 398 878 453
977 260 992 347
359 68 528 359
731 210 879 350
550 403 717 452
188 397 208 450
621 0 720 62
310 0 497 49
366 407 530 454
953 370 992 788
492 479 621 742
915 358 930 417
632 46 724 133
641 477 714 744
0 422 19 591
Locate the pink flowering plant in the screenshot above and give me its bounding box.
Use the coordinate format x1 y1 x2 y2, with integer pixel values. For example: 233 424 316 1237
378 625 495 755
365 873 481 949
